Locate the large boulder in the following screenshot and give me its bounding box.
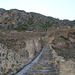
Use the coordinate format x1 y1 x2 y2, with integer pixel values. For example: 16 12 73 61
52 37 69 48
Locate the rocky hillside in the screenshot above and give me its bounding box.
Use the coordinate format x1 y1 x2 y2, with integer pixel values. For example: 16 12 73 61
45 26 75 61
0 30 46 75
0 8 75 31
0 26 75 75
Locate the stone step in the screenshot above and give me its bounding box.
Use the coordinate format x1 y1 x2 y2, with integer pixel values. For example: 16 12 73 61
32 64 54 68
31 66 54 70
34 63 54 66
28 71 58 75
31 68 56 71
27 45 57 75
31 66 55 70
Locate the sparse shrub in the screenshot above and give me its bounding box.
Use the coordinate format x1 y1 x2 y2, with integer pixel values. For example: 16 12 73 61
14 23 27 31
52 46 57 50
60 36 68 40
52 45 62 51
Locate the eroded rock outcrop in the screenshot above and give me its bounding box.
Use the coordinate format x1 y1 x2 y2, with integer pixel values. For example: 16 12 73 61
0 30 44 75
51 46 75 75
45 26 75 75
0 43 29 75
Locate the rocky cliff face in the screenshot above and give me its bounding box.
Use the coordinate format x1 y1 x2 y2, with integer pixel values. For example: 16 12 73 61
0 30 44 75
0 8 75 31
0 43 28 75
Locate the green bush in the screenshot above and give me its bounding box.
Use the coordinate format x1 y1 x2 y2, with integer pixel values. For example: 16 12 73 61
14 23 27 31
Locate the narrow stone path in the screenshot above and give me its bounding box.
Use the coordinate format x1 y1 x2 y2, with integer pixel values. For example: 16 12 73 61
16 48 44 75
27 45 58 75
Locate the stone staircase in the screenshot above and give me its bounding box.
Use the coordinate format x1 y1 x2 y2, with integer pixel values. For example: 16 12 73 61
27 45 58 75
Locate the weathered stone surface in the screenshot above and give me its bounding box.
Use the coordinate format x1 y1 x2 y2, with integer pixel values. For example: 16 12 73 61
46 26 75 61
0 30 44 75
51 47 75 75
0 43 28 75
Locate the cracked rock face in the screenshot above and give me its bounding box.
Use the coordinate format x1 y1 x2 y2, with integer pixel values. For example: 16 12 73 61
0 30 43 75
22 38 42 58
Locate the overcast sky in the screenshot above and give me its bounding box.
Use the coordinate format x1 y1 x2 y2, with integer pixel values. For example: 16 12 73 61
0 0 75 20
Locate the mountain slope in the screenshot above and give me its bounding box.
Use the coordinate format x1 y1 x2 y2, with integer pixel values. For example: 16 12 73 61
0 8 75 30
